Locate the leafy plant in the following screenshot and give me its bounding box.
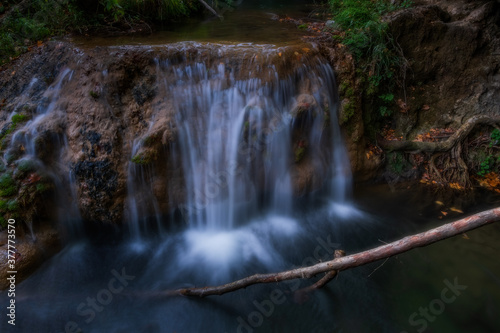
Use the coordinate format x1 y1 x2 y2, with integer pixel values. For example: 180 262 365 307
0 0 84 65
490 128 500 147
329 0 411 116
102 0 125 21
388 151 408 175
378 93 394 116
478 155 492 177
0 173 16 197
7 199 18 212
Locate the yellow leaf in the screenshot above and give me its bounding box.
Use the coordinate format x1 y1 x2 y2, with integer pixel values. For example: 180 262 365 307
37 40 43 47
435 201 444 206
278 52 282 57
462 233 470 240
441 211 448 216
450 207 464 214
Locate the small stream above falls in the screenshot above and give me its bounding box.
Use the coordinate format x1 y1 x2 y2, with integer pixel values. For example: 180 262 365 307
70 0 315 47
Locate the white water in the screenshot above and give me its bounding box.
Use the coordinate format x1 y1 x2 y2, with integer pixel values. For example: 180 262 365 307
125 44 356 279
3 68 82 238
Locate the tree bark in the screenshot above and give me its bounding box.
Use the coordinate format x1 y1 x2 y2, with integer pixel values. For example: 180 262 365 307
379 115 500 152
169 207 500 297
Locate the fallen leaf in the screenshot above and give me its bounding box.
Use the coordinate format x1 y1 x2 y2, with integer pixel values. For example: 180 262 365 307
450 207 464 214
441 211 448 216
462 233 469 240
435 201 444 206
37 40 43 47
422 105 430 110
397 99 409 113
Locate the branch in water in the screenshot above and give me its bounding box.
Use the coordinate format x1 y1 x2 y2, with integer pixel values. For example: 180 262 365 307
198 0 223 19
167 207 500 297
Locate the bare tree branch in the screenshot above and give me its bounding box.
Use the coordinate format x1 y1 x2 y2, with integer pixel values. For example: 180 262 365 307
167 207 500 297
198 0 223 19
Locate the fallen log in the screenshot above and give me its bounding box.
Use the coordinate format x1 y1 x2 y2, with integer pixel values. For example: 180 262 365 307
169 207 500 297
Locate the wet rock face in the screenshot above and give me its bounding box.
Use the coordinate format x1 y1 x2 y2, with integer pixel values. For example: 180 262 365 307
0 42 157 226
0 227 60 290
73 159 118 223
1 41 343 226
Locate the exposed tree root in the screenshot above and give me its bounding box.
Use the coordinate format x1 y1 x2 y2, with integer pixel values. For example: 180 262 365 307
164 207 500 298
380 115 500 188
379 115 500 152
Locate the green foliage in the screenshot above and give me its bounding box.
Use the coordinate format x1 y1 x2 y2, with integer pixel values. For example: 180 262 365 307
0 216 6 228
131 149 157 165
378 93 394 116
379 106 391 117
490 129 500 147
330 0 377 30
89 90 100 99
476 129 500 177
379 93 394 103
102 0 125 21
330 0 412 117
339 82 356 123
342 101 356 123
0 185 16 197
7 199 18 212
142 133 161 147
16 159 37 173
388 151 408 175
0 0 84 65
294 146 306 163
0 200 7 211
11 113 30 125
477 155 493 177
298 24 308 30
0 173 14 189
36 182 52 193
0 113 31 150
0 173 16 197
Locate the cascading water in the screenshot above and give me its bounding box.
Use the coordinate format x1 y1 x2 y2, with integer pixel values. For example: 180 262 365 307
2 68 82 238
125 43 354 280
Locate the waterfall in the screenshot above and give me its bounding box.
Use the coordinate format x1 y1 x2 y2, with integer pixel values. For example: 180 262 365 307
2 68 82 238
123 44 350 233
124 43 353 274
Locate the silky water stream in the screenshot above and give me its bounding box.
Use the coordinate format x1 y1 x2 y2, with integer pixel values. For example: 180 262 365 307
1 6 500 333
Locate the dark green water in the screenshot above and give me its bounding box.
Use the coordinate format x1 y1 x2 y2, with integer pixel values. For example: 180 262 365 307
1 185 498 333
71 0 320 47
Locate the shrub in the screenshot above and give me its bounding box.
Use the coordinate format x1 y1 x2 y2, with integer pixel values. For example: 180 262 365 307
330 0 412 116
